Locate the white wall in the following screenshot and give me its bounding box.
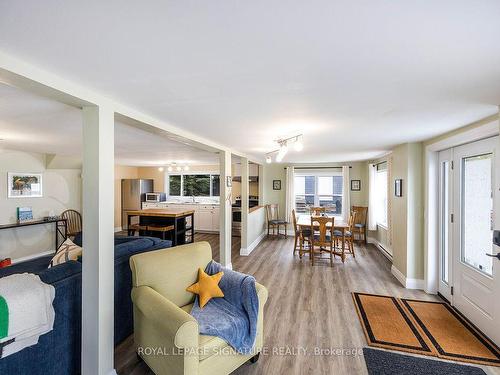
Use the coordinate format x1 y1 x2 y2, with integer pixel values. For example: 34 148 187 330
262 161 368 216
246 207 266 247
0 150 82 260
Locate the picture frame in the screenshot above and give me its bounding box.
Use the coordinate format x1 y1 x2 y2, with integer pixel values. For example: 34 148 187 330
273 180 281 190
395 179 403 197
351 179 361 191
8 172 43 198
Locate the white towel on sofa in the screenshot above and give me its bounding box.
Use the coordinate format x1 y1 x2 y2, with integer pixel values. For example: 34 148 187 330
0 273 55 358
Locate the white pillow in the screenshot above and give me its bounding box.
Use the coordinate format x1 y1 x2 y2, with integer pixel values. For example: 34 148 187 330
48 238 82 268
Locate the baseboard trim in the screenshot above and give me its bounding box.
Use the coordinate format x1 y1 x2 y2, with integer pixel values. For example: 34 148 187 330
367 237 393 261
114 226 122 233
391 265 425 290
240 231 266 256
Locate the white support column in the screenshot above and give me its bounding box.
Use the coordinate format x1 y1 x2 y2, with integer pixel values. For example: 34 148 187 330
240 158 249 253
82 106 116 375
219 150 232 269
258 164 265 206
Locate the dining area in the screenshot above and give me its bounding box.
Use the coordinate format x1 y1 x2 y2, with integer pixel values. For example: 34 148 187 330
266 203 368 267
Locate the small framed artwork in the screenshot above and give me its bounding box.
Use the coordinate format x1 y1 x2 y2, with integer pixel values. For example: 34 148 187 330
226 176 232 187
273 180 281 190
351 179 361 191
8 173 43 198
395 179 403 197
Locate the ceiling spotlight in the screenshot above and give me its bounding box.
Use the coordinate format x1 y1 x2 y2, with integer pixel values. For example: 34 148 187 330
276 144 288 163
266 155 272 164
184 165 190 171
158 167 164 172
167 166 173 172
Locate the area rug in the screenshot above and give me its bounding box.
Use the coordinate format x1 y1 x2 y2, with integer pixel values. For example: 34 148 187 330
363 347 487 375
352 292 500 367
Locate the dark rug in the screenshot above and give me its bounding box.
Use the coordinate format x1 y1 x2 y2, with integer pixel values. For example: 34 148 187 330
363 348 487 375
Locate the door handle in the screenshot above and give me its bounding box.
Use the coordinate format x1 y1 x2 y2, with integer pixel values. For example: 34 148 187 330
485 253 500 260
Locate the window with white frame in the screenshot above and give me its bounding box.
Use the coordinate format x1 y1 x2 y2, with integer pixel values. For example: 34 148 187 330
294 170 343 215
167 173 220 197
374 162 388 227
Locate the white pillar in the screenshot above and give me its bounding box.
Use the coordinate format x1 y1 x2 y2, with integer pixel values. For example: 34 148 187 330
240 158 249 252
219 150 232 268
82 106 116 375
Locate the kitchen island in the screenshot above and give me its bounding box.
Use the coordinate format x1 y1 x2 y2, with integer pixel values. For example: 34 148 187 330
126 208 195 246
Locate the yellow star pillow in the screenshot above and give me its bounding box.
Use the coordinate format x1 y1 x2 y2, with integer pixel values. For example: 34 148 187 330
186 268 224 308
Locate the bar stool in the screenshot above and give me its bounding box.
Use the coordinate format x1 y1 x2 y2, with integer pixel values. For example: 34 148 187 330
147 224 175 240
128 224 148 236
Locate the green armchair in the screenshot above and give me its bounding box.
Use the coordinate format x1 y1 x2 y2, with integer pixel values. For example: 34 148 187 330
129 241 268 375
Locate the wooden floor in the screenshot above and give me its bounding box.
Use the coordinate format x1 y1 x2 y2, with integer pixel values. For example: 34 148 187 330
115 233 498 375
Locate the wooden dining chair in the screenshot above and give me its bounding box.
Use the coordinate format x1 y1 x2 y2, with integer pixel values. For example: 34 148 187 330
334 211 357 258
61 209 82 238
310 216 335 267
266 204 288 237
352 206 368 244
310 206 326 216
292 209 311 258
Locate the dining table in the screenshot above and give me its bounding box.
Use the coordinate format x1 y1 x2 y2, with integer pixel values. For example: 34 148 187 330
296 215 350 262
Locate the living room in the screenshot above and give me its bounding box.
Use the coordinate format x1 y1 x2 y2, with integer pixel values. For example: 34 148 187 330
1 2 500 375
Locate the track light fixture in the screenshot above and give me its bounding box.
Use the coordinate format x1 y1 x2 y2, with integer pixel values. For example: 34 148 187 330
159 162 190 172
265 134 303 163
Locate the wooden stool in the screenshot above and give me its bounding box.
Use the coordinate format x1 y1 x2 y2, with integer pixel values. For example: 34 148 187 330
128 224 147 236
147 225 175 240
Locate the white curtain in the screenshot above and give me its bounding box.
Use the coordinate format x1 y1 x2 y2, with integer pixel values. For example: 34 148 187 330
342 166 350 222
285 166 295 221
368 163 377 230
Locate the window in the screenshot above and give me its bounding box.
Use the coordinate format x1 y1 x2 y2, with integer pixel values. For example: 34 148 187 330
167 173 220 197
169 175 181 196
374 163 388 227
294 170 343 215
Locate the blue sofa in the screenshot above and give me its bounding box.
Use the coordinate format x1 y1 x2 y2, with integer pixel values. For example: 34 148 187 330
0 236 171 375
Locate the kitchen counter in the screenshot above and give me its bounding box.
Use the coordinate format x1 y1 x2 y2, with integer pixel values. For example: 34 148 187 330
249 205 264 213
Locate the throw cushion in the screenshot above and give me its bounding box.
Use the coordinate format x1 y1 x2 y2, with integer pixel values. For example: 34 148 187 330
186 268 224 308
49 238 82 268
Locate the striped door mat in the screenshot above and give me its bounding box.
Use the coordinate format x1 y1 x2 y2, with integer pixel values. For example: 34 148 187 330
352 292 500 367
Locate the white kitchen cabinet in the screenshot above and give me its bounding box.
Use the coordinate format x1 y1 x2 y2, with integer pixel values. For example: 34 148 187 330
211 206 220 231
196 205 219 232
196 208 213 232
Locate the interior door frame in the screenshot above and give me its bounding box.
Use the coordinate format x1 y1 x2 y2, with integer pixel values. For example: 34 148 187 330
438 148 453 302
424 118 499 295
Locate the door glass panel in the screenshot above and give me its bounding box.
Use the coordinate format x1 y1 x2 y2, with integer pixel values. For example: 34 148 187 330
441 161 449 284
461 153 493 276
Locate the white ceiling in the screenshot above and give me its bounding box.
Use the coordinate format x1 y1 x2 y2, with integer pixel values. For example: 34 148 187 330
1 1 500 162
0 83 219 166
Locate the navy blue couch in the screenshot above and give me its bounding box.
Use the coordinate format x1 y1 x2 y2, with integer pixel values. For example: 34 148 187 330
0 236 171 375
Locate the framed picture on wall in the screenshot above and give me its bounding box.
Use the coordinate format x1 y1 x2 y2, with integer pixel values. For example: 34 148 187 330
8 172 43 198
273 180 281 190
395 179 403 197
351 179 361 191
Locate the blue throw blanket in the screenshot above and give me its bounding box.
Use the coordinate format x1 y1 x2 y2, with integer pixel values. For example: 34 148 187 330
190 261 259 354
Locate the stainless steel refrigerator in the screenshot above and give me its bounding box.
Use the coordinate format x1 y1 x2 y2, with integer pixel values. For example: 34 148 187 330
121 179 154 230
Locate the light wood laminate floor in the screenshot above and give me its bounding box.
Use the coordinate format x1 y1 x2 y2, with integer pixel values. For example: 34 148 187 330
115 233 499 375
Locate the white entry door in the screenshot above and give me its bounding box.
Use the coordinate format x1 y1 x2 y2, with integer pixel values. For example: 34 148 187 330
452 137 500 344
